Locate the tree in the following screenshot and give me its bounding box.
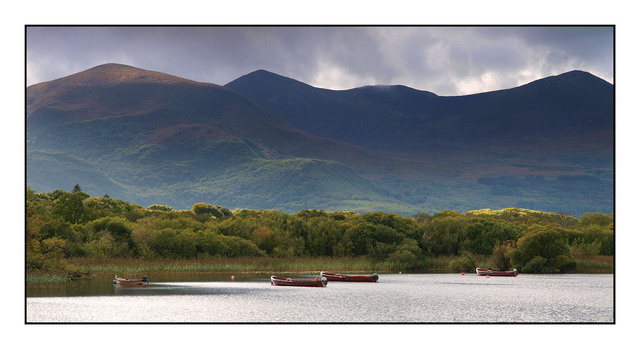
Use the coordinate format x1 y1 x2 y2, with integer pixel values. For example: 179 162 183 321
578 212 613 228
192 203 233 218
421 216 465 256
92 217 134 247
508 226 576 273
147 204 173 212
53 192 87 224
386 238 423 268
490 244 514 270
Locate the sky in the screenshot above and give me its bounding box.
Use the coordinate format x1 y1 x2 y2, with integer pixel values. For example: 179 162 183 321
26 26 613 96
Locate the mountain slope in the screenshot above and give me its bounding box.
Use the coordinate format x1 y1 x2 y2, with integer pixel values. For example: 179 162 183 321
226 70 613 165
26 64 430 212
26 64 613 215
225 69 613 215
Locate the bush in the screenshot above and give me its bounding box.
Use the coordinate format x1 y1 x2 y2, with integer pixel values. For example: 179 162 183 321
522 256 552 273
522 255 576 273
490 244 513 270
192 203 233 218
448 252 477 272
199 231 266 257
509 226 577 273
421 216 465 256
551 254 577 273
387 250 418 269
148 204 173 212
86 217 134 248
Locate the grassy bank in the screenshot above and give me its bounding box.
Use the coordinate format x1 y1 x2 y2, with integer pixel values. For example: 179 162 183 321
26 254 614 285
27 256 407 283
73 256 392 276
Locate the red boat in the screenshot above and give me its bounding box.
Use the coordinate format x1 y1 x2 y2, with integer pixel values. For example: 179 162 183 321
320 271 379 282
475 268 518 277
113 275 149 286
271 275 327 287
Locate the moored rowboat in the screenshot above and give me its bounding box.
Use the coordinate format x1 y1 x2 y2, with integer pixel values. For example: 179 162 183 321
113 275 149 286
271 275 327 287
320 271 379 282
475 268 518 277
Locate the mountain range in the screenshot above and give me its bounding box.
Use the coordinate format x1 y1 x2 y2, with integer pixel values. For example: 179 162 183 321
26 63 614 216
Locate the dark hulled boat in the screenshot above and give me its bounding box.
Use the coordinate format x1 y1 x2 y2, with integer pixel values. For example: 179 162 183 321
270 275 327 287
320 271 379 282
475 268 518 277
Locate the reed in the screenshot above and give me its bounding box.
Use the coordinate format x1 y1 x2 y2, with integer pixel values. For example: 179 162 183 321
27 254 613 283
59 256 397 278
26 273 71 284
575 255 614 273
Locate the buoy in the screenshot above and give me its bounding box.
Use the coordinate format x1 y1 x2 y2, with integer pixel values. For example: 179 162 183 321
461 273 465 276
399 271 402 274
486 275 490 278
231 275 235 281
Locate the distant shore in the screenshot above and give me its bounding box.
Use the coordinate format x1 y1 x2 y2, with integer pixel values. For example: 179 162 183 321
26 255 613 285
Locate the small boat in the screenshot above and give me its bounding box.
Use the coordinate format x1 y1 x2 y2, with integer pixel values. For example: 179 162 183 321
113 275 149 286
320 271 379 282
271 275 327 287
475 268 518 277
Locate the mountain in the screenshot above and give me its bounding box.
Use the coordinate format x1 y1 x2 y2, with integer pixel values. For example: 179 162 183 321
226 69 614 215
26 64 427 211
26 64 614 215
226 70 613 166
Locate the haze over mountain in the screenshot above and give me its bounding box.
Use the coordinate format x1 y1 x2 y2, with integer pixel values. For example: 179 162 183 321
27 63 613 215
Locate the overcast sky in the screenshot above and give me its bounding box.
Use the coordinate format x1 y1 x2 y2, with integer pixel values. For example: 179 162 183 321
26 26 613 96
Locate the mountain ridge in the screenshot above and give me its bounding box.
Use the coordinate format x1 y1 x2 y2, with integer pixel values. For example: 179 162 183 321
226 68 613 164
26 64 613 215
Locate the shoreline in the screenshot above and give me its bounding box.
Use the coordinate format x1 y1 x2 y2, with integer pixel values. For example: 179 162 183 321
26 255 614 284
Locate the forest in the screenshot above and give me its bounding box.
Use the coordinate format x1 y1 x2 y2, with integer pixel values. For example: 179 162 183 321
26 186 614 280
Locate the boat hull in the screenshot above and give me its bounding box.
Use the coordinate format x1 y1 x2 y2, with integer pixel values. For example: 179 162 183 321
320 272 379 282
475 268 518 277
114 275 149 286
271 275 327 287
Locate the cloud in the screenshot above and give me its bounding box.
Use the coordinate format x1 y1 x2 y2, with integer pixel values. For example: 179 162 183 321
26 26 613 96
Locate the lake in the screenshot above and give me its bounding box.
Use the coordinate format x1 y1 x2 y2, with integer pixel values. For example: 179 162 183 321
26 273 613 323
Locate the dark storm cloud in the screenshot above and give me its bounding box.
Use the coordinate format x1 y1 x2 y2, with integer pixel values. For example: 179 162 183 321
26 26 613 96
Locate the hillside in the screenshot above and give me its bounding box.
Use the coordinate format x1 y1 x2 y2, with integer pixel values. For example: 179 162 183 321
226 70 613 166
26 64 613 215
27 64 425 212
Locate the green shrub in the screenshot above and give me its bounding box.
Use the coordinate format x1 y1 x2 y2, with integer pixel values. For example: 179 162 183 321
490 244 513 270
551 254 577 273
522 256 552 273
387 250 418 269
148 204 173 212
522 255 576 273
509 226 576 273
448 252 477 272
192 203 233 218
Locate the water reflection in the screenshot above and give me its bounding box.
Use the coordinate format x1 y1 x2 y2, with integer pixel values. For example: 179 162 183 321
27 274 614 323
27 273 274 297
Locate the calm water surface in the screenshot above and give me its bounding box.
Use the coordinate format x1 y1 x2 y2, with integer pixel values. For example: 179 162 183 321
26 273 613 323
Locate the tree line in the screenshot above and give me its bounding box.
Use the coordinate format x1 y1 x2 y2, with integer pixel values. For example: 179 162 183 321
26 186 613 274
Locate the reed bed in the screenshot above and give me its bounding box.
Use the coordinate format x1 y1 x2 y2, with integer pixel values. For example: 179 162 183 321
26 273 71 284
575 256 614 273
61 256 399 279
27 254 614 284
